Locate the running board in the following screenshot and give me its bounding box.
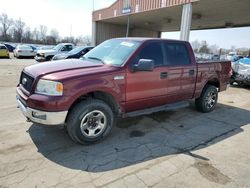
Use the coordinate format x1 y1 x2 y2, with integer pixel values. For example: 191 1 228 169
123 101 190 118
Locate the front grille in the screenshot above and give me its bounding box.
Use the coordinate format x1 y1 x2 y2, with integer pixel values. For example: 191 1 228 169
36 53 44 57
20 72 34 93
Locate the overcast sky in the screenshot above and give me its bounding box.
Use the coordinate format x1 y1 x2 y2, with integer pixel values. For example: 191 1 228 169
0 0 250 48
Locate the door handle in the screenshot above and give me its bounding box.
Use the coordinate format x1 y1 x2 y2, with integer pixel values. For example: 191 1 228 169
189 69 195 76
160 72 168 79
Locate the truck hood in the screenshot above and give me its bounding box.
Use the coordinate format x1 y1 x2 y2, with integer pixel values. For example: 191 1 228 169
24 59 105 78
37 49 56 55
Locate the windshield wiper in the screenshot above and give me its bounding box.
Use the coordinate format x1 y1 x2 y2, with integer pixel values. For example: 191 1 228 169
87 57 105 64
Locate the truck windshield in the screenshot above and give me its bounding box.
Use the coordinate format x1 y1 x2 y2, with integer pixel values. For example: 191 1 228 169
53 44 64 51
84 39 141 66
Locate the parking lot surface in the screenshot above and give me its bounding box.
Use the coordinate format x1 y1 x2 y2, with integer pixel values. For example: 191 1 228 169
0 56 250 188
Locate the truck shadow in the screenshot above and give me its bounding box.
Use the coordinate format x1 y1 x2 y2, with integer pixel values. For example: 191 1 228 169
28 103 250 172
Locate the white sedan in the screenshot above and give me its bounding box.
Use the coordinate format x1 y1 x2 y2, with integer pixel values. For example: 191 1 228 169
14 45 36 58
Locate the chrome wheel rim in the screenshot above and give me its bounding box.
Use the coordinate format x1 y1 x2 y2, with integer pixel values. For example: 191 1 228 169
205 91 217 109
80 110 107 138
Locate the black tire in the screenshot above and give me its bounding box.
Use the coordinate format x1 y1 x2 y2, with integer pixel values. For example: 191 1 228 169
46 56 53 61
66 99 114 144
195 85 218 113
229 78 235 85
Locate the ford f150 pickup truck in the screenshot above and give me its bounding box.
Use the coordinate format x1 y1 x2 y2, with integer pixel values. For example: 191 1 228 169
16 38 231 144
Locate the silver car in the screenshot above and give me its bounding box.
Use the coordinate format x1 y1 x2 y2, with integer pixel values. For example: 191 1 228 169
14 45 36 58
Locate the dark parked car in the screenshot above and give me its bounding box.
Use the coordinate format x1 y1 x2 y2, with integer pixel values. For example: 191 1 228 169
29 45 37 52
52 46 94 61
2 43 15 52
211 54 220 60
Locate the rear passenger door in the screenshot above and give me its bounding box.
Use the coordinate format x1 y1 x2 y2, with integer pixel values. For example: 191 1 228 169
163 42 196 101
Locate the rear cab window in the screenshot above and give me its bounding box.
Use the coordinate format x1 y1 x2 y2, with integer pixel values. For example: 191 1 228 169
164 42 191 66
66 45 73 51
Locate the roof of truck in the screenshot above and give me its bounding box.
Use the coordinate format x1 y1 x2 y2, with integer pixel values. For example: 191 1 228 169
115 37 188 43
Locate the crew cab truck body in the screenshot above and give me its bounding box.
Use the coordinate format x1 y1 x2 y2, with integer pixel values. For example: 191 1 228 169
16 38 231 144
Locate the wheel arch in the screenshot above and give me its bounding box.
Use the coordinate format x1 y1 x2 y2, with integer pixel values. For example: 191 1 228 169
206 77 220 90
65 90 122 124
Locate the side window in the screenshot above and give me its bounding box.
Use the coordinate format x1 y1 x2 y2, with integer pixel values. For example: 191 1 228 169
0 46 6 50
81 49 87 55
138 42 164 66
66 45 73 51
164 43 191 66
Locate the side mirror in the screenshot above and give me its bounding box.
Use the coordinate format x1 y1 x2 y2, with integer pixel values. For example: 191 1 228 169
133 59 154 72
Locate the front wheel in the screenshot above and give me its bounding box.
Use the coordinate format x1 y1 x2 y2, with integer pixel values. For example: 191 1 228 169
195 85 218 113
229 78 235 85
45 56 53 61
66 99 114 144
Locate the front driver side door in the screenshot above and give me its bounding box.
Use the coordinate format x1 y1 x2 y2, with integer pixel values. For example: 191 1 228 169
125 41 168 112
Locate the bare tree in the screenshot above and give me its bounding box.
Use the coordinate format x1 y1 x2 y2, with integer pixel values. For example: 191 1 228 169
209 44 219 54
39 25 47 44
74 35 92 46
32 27 40 43
82 35 91 46
230 45 236 52
199 40 210 54
13 18 25 43
191 40 201 53
0 13 13 41
23 27 33 43
61 36 75 44
49 29 59 43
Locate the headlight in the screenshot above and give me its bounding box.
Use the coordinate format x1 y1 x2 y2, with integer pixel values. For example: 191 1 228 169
35 79 63 96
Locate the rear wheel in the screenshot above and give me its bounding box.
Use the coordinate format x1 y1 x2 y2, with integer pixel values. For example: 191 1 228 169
66 99 114 144
195 85 218 113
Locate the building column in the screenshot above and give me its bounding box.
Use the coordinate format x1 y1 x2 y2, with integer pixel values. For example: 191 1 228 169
92 21 97 46
180 3 192 41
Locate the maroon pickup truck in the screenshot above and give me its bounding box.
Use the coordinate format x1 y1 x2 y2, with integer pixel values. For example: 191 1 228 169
16 38 231 144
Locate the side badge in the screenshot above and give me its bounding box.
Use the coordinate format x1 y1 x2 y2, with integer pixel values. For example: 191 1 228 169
114 75 125 80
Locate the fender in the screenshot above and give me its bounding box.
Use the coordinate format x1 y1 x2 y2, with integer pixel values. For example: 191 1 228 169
65 75 126 112
195 75 220 98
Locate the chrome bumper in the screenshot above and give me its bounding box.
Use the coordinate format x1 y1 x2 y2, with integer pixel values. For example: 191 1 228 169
35 56 46 62
16 96 68 125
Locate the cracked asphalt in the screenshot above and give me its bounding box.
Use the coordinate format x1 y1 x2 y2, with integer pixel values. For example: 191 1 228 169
0 57 250 188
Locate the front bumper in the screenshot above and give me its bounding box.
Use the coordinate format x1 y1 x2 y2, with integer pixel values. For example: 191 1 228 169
232 73 250 84
16 96 68 125
35 56 46 62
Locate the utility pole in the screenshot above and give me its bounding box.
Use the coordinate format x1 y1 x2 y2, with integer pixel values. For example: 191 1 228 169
70 24 72 38
126 15 130 37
